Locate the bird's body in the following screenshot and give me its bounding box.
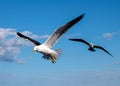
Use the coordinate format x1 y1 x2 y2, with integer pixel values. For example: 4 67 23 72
34 44 55 56
88 43 96 52
69 38 113 57
33 44 59 63
17 14 85 63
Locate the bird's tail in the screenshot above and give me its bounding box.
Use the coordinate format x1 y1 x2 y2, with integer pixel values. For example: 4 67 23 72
50 49 62 63
55 49 62 58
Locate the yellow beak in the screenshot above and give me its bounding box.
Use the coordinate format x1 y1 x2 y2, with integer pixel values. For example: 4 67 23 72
32 50 35 52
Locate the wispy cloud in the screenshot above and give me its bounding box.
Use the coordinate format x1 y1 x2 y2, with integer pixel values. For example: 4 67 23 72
102 32 114 40
0 28 49 64
102 31 120 40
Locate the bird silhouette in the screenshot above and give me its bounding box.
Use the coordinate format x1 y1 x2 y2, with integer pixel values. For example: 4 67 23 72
69 38 113 57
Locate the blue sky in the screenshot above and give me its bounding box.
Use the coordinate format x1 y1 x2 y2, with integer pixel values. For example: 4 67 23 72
0 0 120 86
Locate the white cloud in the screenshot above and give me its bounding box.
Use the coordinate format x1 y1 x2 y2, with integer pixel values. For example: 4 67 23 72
0 29 16 44
0 28 48 64
102 32 116 40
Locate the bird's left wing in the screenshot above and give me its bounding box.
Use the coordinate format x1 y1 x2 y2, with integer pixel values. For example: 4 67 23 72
94 45 113 57
44 14 85 48
17 32 41 45
69 38 90 45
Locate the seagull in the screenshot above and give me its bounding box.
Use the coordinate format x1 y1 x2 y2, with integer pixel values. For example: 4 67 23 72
17 14 85 63
69 38 113 57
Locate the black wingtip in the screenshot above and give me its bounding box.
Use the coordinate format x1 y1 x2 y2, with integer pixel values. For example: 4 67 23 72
69 38 73 40
68 38 77 41
68 38 72 40
110 54 114 57
81 13 85 17
108 54 114 57
78 13 85 20
17 32 21 36
17 32 21 35
79 13 85 19
68 38 80 42
16 32 23 37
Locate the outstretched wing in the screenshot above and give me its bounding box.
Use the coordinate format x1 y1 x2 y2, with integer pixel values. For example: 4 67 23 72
17 32 41 45
44 14 85 48
94 45 113 57
69 38 90 46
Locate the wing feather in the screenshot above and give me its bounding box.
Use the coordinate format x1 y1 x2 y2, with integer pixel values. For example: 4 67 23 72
17 32 41 45
69 38 90 45
44 14 85 48
94 45 113 57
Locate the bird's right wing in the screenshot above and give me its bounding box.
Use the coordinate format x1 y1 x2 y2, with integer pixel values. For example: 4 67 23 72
94 45 113 57
69 38 90 45
17 32 41 45
44 14 85 48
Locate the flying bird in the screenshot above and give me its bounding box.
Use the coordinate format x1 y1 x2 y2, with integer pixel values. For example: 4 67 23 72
17 14 85 63
69 38 113 57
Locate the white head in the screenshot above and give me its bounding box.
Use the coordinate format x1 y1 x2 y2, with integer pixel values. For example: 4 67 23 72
90 43 94 47
32 46 39 52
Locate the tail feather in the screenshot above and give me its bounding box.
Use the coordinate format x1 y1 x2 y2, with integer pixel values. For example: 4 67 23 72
55 49 62 58
49 49 62 63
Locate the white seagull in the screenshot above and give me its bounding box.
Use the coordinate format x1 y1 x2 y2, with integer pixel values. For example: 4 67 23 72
69 38 113 57
17 14 85 63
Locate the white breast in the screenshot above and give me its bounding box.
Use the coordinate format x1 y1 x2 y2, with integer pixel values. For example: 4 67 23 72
37 44 56 55
90 43 94 48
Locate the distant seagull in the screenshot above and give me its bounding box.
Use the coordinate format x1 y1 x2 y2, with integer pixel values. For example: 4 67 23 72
69 38 113 57
17 14 85 63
